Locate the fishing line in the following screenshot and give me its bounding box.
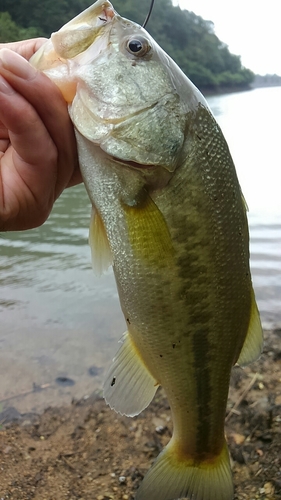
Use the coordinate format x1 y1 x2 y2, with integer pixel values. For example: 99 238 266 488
142 0 155 28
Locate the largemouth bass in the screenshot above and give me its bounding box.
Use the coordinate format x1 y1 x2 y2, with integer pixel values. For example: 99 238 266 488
31 2 263 499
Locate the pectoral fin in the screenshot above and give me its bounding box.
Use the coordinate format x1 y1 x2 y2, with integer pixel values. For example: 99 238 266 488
236 289 263 367
103 331 158 417
89 208 112 276
123 195 174 266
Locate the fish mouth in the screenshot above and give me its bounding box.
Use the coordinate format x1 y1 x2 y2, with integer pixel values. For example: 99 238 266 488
51 1 116 60
30 0 116 70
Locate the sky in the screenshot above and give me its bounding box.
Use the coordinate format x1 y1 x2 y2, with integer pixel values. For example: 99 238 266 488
172 0 281 75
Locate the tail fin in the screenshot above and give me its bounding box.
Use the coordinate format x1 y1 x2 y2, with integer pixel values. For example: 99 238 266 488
135 439 233 500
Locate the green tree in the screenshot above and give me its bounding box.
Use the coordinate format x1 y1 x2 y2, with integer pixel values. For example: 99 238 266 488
1 0 254 91
0 12 41 42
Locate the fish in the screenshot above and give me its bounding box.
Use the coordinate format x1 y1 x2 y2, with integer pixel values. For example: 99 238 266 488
30 1 263 499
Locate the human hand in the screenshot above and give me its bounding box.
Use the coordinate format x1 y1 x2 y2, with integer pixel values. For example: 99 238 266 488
0 39 81 231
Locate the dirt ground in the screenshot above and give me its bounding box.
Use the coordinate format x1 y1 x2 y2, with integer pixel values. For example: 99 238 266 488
0 329 280 500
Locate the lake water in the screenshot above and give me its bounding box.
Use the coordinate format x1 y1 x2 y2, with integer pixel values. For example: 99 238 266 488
208 87 281 328
0 87 280 414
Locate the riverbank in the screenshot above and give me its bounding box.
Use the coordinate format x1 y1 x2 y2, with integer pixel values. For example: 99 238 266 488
0 329 280 500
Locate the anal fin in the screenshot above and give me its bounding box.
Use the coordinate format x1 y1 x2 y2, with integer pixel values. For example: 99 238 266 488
237 288 263 367
103 331 158 417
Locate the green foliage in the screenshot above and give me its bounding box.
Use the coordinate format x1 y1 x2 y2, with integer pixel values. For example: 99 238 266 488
0 12 41 42
0 0 254 91
0 0 92 36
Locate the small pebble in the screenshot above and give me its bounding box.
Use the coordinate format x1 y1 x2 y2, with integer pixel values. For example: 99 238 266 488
156 425 166 434
119 476 126 483
263 482 275 495
229 432 245 445
55 376 75 386
88 365 102 376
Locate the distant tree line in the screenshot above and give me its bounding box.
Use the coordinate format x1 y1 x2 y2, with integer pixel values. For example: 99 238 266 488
253 74 281 88
0 0 254 92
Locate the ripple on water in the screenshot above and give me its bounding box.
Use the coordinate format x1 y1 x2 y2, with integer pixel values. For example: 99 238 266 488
249 214 281 327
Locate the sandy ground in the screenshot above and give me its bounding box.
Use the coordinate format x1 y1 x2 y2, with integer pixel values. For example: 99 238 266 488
0 329 280 500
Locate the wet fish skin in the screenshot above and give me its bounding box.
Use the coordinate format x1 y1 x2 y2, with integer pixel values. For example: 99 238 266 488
30 2 263 499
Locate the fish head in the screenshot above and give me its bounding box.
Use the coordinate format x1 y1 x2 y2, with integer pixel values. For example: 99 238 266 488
31 0 205 190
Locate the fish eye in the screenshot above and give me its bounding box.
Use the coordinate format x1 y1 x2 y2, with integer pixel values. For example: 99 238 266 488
125 36 151 57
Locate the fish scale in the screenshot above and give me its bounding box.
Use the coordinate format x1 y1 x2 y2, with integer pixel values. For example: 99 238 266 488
30 1 263 499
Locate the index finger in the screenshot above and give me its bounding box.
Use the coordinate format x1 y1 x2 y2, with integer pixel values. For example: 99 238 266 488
0 50 79 197
0 38 47 60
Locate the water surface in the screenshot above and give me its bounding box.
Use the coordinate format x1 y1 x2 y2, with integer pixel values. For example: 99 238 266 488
208 87 281 328
0 87 280 413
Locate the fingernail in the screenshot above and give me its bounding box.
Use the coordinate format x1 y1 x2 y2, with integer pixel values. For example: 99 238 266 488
0 49 37 80
0 74 15 95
